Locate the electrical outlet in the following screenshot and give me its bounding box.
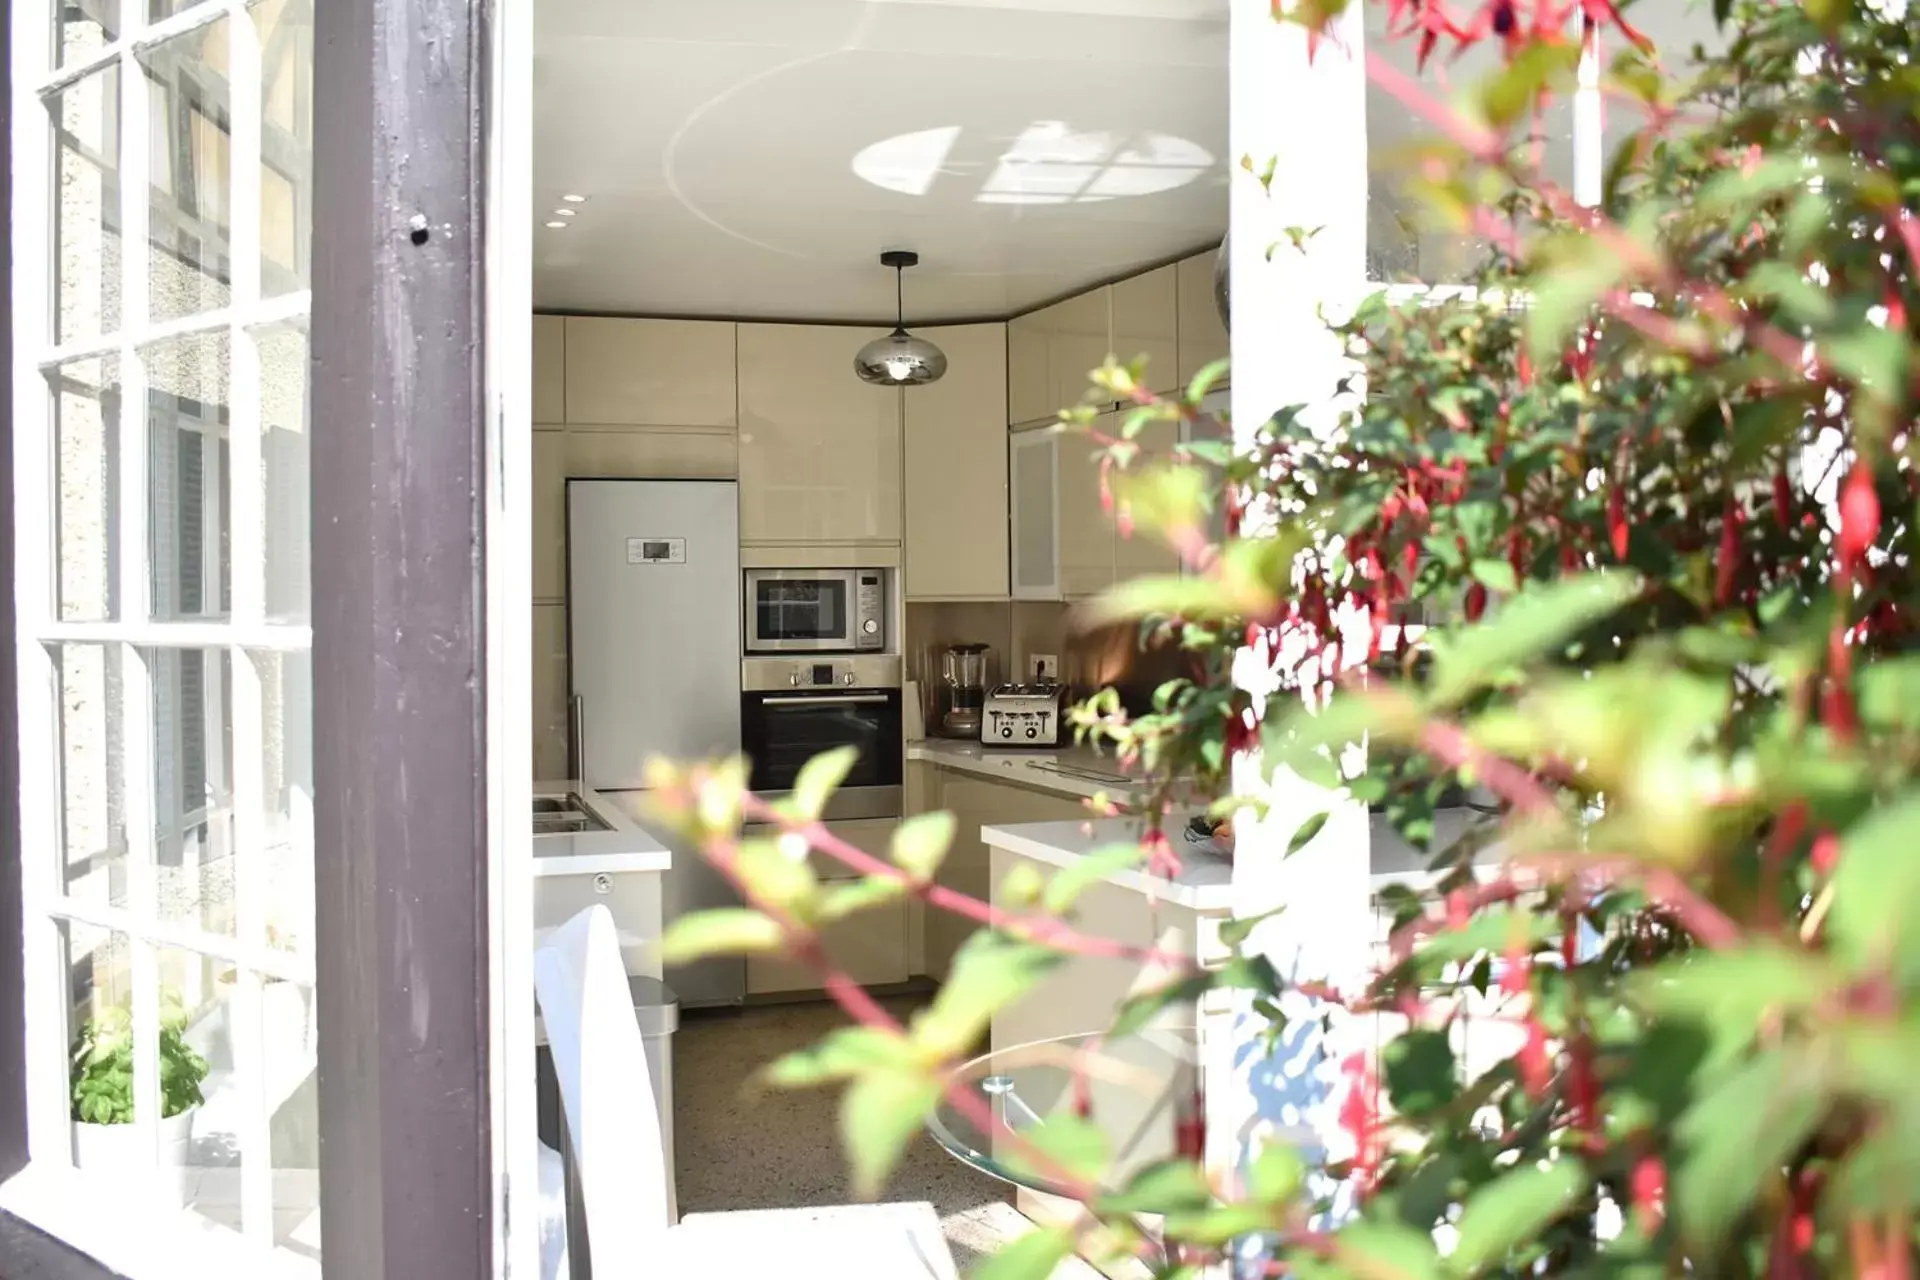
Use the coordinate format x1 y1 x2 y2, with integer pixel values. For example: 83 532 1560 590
1032 653 1058 681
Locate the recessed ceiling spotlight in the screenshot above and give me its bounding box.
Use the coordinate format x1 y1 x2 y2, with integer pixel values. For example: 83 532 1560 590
553 208 576 217
561 194 588 203
545 221 567 229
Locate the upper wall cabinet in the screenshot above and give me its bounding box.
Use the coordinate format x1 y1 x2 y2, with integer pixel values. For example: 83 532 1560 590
1177 249 1230 388
1110 265 1179 395
1046 289 1115 423
534 314 566 425
904 324 1009 599
1007 312 1050 428
563 318 737 428
737 324 903 544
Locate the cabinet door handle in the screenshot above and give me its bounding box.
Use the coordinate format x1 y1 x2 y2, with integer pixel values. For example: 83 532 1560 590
763 694 889 707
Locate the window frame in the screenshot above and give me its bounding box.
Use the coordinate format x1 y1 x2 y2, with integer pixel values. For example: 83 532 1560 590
2 0 502 1277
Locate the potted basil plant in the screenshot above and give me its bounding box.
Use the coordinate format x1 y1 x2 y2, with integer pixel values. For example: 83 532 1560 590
70 996 210 1206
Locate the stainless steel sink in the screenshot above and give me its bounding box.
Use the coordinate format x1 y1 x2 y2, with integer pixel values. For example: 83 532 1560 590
531 794 611 836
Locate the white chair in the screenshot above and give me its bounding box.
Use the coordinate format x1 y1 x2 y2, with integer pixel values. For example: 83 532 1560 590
535 905 959 1278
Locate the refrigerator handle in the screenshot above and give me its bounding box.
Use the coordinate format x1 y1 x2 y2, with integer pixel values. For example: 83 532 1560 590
570 694 586 786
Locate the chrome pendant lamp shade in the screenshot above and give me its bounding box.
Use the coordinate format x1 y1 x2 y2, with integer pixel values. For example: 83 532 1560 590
855 250 947 385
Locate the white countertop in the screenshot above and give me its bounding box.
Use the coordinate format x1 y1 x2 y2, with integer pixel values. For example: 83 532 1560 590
982 808 1504 914
531 781 673 877
908 737 1156 803
983 816 1234 911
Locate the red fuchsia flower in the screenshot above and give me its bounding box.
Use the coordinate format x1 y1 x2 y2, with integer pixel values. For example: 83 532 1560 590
1607 483 1629 561
1838 460 1880 573
1500 943 1531 997
1811 830 1841 876
1518 1016 1552 1097
1337 1052 1382 1197
1773 465 1794 530
1714 499 1742 608
1630 1155 1666 1233
1821 681 1859 744
1464 582 1489 621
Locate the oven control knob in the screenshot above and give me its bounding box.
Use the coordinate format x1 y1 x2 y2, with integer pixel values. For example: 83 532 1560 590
789 671 802 686
843 672 855 685
1026 726 1038 739
1001 725 1014 738
862 619 879 635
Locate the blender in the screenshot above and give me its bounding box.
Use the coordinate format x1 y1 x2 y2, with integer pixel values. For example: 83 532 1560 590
939 643 991 739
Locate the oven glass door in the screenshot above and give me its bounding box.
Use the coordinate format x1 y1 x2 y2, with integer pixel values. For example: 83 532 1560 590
742 689 903 796
750 576 851 650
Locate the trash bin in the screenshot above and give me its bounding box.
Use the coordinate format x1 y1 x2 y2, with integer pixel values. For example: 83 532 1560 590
536 975 681 1278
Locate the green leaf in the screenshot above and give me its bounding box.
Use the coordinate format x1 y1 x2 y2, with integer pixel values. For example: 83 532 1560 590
758 1026 919 1091
1383 1028 1459 1117
1449 1161 1590 1275
889 810 955 880
1336 1220 1446 1280
1625 944 1837 1051
1007 1114 1110 1185
1429 571 1642 705
839 1067 942 1198
1097 1159 1215 1215
814 876 908 923
911 932 1060 1058
1163 1202 1281 1247
657 908 786 964
792 745 859 820
1743 261 1836 327
1042 843 1145 913
1187 358 1230 403
1527 240 1631 365
1247 1141 1305 1203
973 1228 1077 1280
1673 1049 1824 1247
1286 810 1330 857
1469 559 1518 595
1827 790 1920 980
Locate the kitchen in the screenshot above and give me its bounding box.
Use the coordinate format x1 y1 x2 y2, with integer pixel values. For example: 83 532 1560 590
524 0 1237 1269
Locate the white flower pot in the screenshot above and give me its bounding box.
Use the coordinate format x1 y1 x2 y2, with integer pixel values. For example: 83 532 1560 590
72 1107 196 1209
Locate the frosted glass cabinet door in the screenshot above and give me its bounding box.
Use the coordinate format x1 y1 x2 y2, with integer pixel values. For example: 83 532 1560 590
1009 430 1060 600
904 323 1009 599
1056 412 1118 599
737 323 904 544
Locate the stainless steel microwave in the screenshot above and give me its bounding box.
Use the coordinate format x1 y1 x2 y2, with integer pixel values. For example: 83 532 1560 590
743 569 886 654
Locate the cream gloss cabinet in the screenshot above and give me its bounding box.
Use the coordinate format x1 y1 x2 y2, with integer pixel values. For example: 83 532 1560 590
534 313 567 424
1110 264 1179 395
904 323 1009 600
563 317 737 428
737 323 904 545
746 819 910 994
1176 249 1231 388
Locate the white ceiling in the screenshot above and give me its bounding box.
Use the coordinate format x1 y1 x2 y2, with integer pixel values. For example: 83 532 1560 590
533 0 1232 322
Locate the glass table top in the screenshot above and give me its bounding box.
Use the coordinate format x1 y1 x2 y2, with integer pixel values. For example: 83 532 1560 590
925 1028 1201 1207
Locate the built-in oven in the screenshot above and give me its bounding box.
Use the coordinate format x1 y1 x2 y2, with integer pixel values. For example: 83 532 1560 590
741 655 903 820
743 568 886 654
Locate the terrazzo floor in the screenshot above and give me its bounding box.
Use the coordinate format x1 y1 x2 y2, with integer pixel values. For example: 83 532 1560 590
673 996 1102 1277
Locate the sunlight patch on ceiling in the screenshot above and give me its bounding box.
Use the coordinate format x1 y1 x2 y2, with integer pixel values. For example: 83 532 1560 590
853 120 1212 205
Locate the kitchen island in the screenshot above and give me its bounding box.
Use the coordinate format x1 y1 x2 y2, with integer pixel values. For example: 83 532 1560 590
532 780 674 978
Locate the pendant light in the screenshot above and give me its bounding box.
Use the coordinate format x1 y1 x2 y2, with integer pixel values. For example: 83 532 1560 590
854 250 948 386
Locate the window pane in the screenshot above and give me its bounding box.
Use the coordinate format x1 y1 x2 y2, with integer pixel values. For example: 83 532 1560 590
58 643 129 910
268 983 319 1256
52 354 122 622
1364 9 1574 284
56 0 120 68
155 946 226 1219
254 323 309 623
149 649 234 937
62 920 136 1165
254 0 312 296
142 18 233 325
250 650 312 956
145 333 231 622
53 65 123 344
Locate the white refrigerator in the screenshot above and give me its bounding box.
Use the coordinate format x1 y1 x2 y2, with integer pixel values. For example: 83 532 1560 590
567 478 745 1006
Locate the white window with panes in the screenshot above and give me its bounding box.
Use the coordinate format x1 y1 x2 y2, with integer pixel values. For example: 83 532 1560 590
8 0 316 1272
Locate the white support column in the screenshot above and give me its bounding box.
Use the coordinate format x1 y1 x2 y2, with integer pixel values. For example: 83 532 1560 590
1217 0 1374 1253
